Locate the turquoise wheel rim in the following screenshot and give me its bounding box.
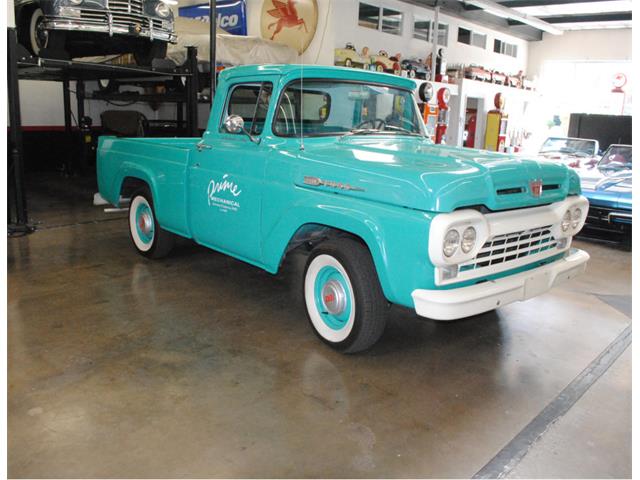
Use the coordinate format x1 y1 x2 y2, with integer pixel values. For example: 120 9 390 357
135 202 154 245
314 266 352 330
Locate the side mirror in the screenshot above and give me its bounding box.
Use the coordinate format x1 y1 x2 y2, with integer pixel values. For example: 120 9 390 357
223 114 245 134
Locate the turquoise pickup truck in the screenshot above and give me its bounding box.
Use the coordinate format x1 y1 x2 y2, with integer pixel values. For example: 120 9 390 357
97 64 590 353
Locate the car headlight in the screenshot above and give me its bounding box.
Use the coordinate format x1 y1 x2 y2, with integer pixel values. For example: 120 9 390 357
155 2 171 17
571 208 582 229
68 0 83 5
443 229 460 257
461 227 476 254
561 210 572 232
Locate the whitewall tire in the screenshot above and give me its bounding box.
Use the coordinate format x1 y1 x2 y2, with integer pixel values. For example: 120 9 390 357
303 239 387 353
128 187 175 259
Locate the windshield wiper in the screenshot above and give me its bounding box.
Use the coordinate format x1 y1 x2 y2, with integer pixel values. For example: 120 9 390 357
340 128 386 138
382 125 423 136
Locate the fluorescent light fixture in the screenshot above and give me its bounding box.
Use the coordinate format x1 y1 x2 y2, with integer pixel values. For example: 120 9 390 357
461 0 564 34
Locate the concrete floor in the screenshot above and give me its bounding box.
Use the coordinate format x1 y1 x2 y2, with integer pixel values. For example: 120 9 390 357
8 175 632 478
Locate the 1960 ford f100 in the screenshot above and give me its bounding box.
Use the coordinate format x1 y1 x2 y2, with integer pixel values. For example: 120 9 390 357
97 65 590 353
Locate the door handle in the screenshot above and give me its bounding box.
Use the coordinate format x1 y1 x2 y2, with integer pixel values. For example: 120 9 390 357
196 141 212 152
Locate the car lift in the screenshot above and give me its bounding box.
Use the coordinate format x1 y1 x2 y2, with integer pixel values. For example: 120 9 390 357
8 0 217 233
6 30 200 232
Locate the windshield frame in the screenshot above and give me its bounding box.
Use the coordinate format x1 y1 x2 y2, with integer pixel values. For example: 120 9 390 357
271 78 426 139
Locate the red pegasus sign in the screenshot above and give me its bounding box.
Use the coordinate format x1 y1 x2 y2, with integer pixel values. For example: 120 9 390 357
266 0 308 40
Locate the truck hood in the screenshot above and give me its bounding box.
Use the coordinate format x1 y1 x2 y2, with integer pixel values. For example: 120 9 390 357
295 137 580 213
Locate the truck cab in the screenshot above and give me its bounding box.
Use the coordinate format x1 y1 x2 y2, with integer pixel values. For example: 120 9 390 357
98 65 590 353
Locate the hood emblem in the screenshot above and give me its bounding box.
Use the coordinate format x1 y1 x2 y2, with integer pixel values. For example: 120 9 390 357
530 179 543 198
303 176 365 192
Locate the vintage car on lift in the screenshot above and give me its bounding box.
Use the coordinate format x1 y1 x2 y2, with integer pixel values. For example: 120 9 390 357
538 137 601 168
578 144 632 234
97 65 590 353
14 0 177 64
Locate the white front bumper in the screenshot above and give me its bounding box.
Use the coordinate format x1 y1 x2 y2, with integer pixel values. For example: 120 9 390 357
412 248 589 321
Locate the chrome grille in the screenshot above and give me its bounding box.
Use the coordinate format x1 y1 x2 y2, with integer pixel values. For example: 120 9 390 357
80 9 107 21
108 0 144 14
111 12 149 28
460 225 558 272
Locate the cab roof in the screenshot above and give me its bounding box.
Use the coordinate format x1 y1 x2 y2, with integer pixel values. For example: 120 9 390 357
218 64 417 90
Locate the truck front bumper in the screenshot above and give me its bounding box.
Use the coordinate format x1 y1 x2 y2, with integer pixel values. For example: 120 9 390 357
411 248 589 321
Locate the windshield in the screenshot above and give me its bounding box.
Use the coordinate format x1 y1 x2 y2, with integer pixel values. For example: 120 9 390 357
273 80 424 137
539 138 597 157
598 145 632 172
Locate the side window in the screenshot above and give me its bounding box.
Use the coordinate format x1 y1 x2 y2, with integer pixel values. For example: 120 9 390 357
222 82 273 135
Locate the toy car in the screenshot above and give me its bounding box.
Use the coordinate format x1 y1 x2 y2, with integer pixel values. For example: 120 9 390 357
401 59 430 79
369 50 401 75
334 43 370 69
490 71 507 85
14 0 177 65
464 65 491 82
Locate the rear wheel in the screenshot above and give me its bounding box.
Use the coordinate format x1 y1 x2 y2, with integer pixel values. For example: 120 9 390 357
303 239 387 353
128 187 175 258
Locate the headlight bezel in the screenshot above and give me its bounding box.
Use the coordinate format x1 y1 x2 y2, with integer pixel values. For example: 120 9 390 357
443 229 461 257
155 1 171 18
561 210 572 232
571 207 582 229
429 209 490 267
461 226 476 254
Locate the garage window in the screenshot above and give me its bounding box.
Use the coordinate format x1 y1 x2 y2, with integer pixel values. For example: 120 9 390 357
494 39 518 58
413 18 448 45
358 3 403 35
458 27 486 49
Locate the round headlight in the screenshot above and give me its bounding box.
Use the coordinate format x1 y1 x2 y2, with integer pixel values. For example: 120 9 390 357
561 210 572 232
443 229 460 257
155 2 171 17
69 0 83 5
461 226 476 254
571 207 582 229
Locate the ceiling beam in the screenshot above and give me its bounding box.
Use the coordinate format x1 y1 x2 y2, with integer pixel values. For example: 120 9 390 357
399 0 543 40
507 11 632 23
459 0 564 33
498 0 622 7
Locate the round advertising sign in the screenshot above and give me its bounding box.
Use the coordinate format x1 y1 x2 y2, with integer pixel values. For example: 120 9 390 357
260 0 318 54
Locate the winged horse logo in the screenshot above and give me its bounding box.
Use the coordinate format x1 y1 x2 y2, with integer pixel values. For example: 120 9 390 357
266 0 309 40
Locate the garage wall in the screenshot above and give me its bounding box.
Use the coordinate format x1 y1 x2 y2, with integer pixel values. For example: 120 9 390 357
527 28 632 77
331 0 529 73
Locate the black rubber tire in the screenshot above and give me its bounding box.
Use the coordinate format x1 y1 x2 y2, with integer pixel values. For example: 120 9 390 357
133 41 168 66
128 186 175 259
303 238 387 353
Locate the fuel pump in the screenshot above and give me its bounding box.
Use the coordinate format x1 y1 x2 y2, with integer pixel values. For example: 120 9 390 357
484 93 508 152
418 82 437 141
434 87 450 144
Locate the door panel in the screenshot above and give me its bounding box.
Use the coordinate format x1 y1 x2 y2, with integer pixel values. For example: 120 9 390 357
188 136 263 262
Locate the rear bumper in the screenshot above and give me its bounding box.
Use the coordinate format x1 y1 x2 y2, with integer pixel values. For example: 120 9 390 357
412 248 589 321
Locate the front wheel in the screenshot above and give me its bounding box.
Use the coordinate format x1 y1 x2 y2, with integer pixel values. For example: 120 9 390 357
303 239 387 353
128 188 175 258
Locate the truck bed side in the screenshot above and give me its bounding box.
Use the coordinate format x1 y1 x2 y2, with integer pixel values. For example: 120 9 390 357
97 136 199 237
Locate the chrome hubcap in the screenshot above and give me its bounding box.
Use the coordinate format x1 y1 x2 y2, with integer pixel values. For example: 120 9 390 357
321 279 347 316
138 212 152 235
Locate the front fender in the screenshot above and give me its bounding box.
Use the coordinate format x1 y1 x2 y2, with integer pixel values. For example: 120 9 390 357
262 195 436 308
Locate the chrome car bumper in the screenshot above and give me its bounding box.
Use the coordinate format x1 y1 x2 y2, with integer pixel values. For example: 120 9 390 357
412 248 589 321
43 13 176 43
